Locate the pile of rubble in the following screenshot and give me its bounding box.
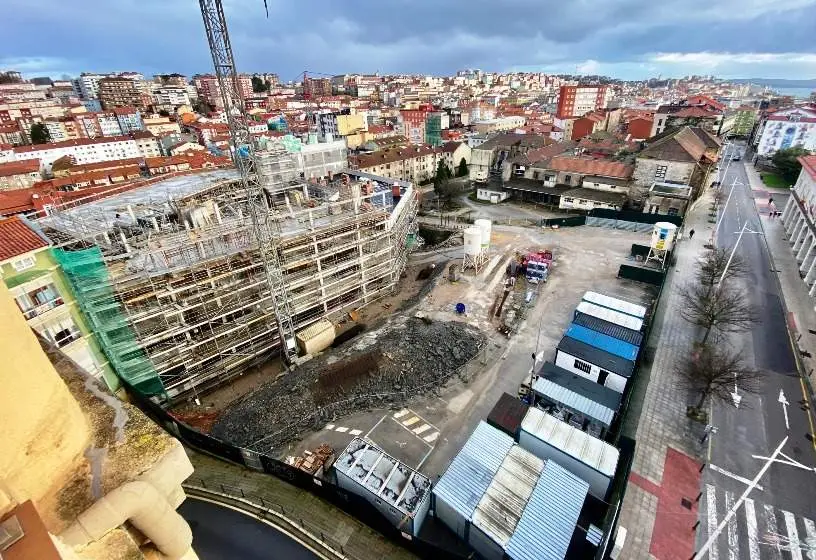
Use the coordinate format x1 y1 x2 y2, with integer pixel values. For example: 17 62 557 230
211 316 485 450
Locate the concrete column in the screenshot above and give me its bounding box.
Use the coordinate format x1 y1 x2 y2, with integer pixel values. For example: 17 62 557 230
783 208 796 233
805 257 816 286
798 234 815 263
792 218 807 248
801 242 816 274
782 197 796 225
791 213 806 239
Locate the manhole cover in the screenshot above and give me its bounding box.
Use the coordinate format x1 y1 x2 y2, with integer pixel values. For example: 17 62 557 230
681 498 693 510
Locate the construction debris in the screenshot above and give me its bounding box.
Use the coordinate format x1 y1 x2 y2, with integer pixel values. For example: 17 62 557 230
211 317 486 450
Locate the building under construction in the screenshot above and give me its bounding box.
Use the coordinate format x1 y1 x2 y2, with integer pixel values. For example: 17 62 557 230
38 142 418 404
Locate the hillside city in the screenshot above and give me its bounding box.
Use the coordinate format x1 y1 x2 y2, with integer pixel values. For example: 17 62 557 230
1 14 816 560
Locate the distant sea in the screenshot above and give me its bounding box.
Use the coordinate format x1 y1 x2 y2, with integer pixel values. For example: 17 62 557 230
772 86 814 99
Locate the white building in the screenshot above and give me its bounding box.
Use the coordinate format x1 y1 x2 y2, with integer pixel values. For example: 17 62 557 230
754 106 816 156
97 113 124 137
153 86 192 109
12 137 141 173
74 73 110 99
781 156 816 299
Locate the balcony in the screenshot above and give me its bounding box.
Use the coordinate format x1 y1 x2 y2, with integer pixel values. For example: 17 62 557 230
21 297 65 320
54 329 82 349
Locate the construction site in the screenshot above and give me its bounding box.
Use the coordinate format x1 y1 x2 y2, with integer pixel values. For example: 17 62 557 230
37 142 419 404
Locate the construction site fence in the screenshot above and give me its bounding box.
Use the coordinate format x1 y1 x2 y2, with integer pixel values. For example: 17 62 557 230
119 348 503 559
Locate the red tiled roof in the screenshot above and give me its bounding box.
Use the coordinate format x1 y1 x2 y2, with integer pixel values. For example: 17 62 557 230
13 136 134 153
65 157 143 175
441 141 463 153
671 107 719 118
800 155 816 181
112 106 138 115
549 156 633 179
0 215 48 261
0 158 40 177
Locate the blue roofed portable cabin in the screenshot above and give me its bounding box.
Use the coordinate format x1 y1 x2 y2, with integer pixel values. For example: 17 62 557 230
554 326 637 393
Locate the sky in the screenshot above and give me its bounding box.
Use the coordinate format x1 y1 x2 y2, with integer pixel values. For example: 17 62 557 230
2 0 816 81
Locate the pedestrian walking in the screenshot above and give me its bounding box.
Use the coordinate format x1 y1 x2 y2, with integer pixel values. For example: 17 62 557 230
688 228 695 239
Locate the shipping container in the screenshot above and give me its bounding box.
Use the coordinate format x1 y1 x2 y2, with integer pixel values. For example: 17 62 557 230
574 301 644 332
582 291 647 319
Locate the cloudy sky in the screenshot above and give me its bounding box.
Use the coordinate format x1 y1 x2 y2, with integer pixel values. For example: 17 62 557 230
3 0 816 81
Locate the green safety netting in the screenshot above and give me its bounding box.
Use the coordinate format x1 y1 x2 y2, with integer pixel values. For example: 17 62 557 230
52 247 166 397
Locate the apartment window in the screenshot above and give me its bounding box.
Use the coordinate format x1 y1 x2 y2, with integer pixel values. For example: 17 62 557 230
655 165 667 180
574 359 592 374
564 174 572 184
563 197 574 203
12 256 36 271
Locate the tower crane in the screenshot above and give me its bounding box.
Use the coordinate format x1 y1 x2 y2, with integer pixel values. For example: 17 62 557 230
197 0 298 362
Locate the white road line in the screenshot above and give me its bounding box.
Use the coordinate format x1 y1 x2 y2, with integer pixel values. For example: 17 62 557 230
423 432 439 443
325 424 335 430
710 464 765 491
402 416 420 427
724 491 739 560
803 517 816 550
744 498 760 560
764 504 783 559
393 409 410 419
349 429 362 436
412 424 431 435
706 484 720 560
335 426 349 433
783 510 803 560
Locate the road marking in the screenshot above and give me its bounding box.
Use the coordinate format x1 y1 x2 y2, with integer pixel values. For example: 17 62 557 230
365 413 388 438
335 426 349 433
803 517 816 550
412 424 431 435
706 484 719 560
325 423 335 430
764 504 783 559
725 491 739 560
402 416 420 427
783 510 803 560
393 409 409 419
423 432 439 443
744 498 760 560
349 429 362 436
710 464 765 491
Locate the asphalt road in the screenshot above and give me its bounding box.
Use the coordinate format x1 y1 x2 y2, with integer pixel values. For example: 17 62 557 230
179 497 320 560
698 142 816 558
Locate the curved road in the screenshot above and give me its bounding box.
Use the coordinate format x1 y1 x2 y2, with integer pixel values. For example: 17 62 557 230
180 496 320 560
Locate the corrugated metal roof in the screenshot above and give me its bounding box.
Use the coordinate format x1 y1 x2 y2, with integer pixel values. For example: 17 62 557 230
575 301 643 331
506 460 589 560
573 311 643 346
565 323 639 361
557 335 635 378
533 376 615 427
432 421 515 520
582 291 647 319
471 446 544 547
521 408 620 477
536 362 622 416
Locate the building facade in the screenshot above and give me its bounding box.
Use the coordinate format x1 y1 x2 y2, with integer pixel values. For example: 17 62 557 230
0 159 41 191
13 136 141 172
98 77 151 111
780 156 816 302
556 85 609 119
753 106 816 156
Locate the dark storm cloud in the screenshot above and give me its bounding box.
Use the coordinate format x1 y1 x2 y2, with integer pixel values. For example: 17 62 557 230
2 0 815 79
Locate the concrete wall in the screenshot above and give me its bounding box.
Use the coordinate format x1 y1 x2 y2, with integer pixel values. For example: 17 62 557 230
0 280 90 516
633 157 695 189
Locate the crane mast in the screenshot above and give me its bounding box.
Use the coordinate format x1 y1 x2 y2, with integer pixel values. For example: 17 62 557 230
197 0 298 361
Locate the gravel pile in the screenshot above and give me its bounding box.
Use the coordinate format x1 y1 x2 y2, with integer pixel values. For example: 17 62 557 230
211 317 485 450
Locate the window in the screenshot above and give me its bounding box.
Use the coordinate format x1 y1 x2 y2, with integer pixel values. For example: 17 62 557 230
667 207 680 216
563 197 574 203
533 171 540 180
564 174 572 184
12 256 35 271
598 370 610 384
655 165 667 180
574 359 592 374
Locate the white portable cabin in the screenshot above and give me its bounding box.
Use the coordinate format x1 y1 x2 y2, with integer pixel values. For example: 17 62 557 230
575 301 644 332
518 407 620 499
582 291 647 319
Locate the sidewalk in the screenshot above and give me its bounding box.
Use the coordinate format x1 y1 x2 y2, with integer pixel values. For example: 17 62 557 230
618 190 714 560
743 163 816 383
187 450 417 560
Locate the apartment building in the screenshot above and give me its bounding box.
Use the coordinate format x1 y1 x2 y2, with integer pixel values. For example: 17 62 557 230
0 159 41 191
153 85 192 109
13 136 141 172
72 73 112 99
556 85 610 119
131 130 161 158
193 74 252 109
98 77 151 111
351 144 442 184
0 216 117 390
113 106 144 133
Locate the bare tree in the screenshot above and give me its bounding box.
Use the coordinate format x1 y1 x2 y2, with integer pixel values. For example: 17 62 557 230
696 247 748 286
677 344 763 412
679 281 759 344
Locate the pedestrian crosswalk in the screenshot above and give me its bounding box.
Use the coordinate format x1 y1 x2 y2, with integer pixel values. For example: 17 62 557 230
393 409 440 444
701 484 816 559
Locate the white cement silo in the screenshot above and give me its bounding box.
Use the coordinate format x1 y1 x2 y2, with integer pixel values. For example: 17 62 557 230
646 222 678 268
463 226 486 272
474 218 492 251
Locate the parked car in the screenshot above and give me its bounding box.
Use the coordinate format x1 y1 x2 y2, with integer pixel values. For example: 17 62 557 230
732 155 741 161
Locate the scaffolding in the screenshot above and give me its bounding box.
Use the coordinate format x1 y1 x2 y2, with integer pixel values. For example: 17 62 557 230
38 163 417 403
